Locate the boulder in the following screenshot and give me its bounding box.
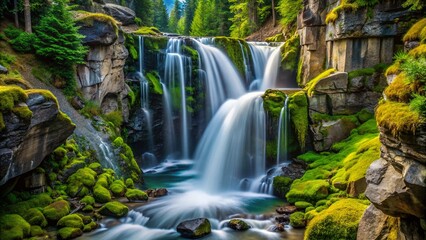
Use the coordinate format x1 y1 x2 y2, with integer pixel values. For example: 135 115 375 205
227 219 251 231
176 218 211 239
313 72 348 94
78 20 117 46
98 201 129 218
357 204 399 240
276 205 297 214
275 215 290 224
0 92 75 185
311 118 357 151
103 4 135 25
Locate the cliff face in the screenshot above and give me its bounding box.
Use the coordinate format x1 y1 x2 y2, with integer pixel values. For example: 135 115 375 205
0 90 75 185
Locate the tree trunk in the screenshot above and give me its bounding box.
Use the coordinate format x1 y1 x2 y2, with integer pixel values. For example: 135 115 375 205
24 0 32 33
272 0 276 27
14 0 19 28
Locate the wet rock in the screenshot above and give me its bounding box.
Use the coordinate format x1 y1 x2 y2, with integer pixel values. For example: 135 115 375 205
146 188 168 198
281 159 307 180
276 205 297 214
78 19 117 46
227 219 251 231
70 96 85 110
177 218 211 239
275 215 290 224
311 118 357 151
357 204 399 240
0 64 7 74
103 4 135 26
98 201 129 218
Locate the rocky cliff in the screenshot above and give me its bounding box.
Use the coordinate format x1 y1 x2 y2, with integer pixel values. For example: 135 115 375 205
0 88 75 185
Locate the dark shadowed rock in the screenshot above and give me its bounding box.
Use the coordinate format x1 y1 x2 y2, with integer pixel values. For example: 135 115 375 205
177 218 211 239
276 205 297 214
357 204 399 240
103 4 135 25
227 219 251 231
0 64 7 74
78 20 117 46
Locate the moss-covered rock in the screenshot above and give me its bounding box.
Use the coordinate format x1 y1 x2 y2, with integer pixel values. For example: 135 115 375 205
98 201 129 218
24 208 48 227
273 176 292 198
88 162 102 174
93 184 111 203
83 221 98 232
42 200 70 222
262 89 286 118
30 225 45 237
289 212 305 228
57 214 84 229
125 178 134 188
125 189 148 201
228 219 251 231
295 201 313 210
286 179 329 203
213 37 250 78
0 214 31 240
304 199 368 240
288 91 308 150
57 227 83 240
110 180 126 197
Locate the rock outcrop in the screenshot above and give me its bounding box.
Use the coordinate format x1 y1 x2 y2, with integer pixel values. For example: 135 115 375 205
76 19 130 121
0 91 75 185
362 124 426 239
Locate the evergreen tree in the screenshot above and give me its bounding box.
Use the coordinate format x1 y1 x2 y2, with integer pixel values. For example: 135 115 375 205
190 0 206 36
153 0 169 31
168 0 181 32
183 0 196 35
135 0 154 26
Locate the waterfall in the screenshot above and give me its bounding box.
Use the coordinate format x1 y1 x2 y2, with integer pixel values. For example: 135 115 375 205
161 83 177 156
163 38 191 158
238 41 251 85
194 92 266 193
276 96 290 165
260 45 282 90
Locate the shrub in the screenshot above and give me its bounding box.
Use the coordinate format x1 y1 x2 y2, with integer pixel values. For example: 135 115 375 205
410 94 426 117
290 212 305 228
4 25 23 39
401 57 426 83
103 111 123 127
10 32 36 53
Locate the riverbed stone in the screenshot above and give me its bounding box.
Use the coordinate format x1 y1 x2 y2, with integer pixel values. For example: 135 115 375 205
276 205 297 214
228 219 251 231
176 218 211 239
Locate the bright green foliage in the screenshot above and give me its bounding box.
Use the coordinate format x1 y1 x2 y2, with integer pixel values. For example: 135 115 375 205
295 201 313 209
0 52 16 69
190 0 216 36
304 199 368 240
30 225 45 237
67 167 97 197
288 91 308 150
57 227 83 240
24 208 48 227
325 0 358 24
0 86 27 111
10 32 36 53
103 111 123 127
182 0 197 35
146 71 163 94
304 69 336 97
42 200 70 222
83 221 98 232
403 18 426 42
401 57 426 83
93 184 111 203
34 1 86 66
168 0 182 32
0 214 31 240
99 201 129 217
126 189 149 201
276 0 302 26
262 89 286 118
287 119 379 203
152 0 169 31
2 193 52 216
80 196 95 206
402 0 424 10
113 137 141 181
125 178 134 188
410 94 426 117
4 25 24 39
12 106 33 121
376 101 421 135
88 162 102 173
57 214 84 229
134 0 154 26
273 176 293 198
134 26 161 36
290 212 305 228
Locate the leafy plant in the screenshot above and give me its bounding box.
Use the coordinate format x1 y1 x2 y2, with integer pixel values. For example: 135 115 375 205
10 32 36 53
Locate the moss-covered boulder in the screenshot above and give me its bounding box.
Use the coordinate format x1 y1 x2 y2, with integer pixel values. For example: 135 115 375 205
305 199 368 240
30 225 45 237
94 184 111 203
273 176 292 198
0 214 31 240
43 200 70 222
290 212 305 228
57 227 83 240
286 179 329 203
177 218 211 239
98 201 129 218
228 219 251 231
125 178 134 188
57 214 84 229
83 221 98 232
80 195 95 206
295 201 313 210
67 167 97 197
125 189 148 201
110 180 126 197
24 208 48 227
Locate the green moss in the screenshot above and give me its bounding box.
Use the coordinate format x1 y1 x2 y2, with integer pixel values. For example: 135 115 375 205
384 73 422 103
57 227 83 240
0 72 32 89
125 189 148 201
403 18 426 42
98 201 129 218
103 111 123 127
80 196 95 206
25 89 58 106
125 178 134 188
0 214 31 240
304 69 336 97
290 212 305 228
288 91 308 150
82 205 94 212
83 221 98 232
57 214 84 229
325 1 358 24
96 173 112 188
408 44 426 58
146 71 163 94
315 205 328 213
305 206 315 213
143 36 169 53
272 176 293 198
305 210 319 220
43 200 70 222
315 199 328 207
357 109 374 123
3 193 52 216
30 225 45 237
262 89 286 118
295 201 313 209
281 33 300 71
76 12 120 33
305 198 368 240
134 26 161 35
112 137 141 181
67 167 97 197
24 208 47 227
88 162 102 172
0 86 28 112
93 184 111 203
213 37 249 78
348 67 375 80
110 180 126 197
376 101 421 136
286 179 330 203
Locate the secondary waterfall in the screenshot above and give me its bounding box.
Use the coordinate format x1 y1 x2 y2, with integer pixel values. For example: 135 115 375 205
277 96 290 165
260 45 282 90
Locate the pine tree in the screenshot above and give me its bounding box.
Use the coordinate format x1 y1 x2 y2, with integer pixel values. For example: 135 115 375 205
153 0 169 31
183 0 196 35
190 0 206 36
168 0 181 32
135 0 154 26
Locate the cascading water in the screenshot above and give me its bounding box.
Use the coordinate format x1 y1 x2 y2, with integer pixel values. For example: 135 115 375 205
86 38 294 240
277 96 290 165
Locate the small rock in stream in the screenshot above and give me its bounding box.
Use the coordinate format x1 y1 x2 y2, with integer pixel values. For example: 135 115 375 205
177 218 211 239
